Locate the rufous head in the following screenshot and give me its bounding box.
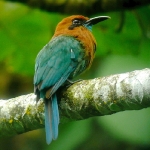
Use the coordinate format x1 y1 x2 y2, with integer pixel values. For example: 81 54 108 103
53 15 110 37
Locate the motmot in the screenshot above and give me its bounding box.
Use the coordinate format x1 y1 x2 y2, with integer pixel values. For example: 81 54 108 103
34 15 110 144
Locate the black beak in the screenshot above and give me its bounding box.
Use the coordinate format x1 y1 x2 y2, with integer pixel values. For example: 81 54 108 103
84 16 110 26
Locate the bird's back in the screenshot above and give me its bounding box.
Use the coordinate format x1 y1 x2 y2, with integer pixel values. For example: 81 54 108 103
34 35 91 98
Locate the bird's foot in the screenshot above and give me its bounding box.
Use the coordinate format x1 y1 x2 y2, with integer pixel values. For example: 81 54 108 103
66 79 82 88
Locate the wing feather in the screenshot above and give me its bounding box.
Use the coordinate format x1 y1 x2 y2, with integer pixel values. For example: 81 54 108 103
34 35 82 92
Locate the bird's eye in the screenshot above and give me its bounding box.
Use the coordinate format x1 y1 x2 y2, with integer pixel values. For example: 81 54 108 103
69 19 83 30
72 19 81 25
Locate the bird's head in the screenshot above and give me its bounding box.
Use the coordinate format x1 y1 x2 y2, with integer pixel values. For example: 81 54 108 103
52 15 110 70
53 15 110 37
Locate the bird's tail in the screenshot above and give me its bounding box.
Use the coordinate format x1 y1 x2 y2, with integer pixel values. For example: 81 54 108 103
44 94 59 144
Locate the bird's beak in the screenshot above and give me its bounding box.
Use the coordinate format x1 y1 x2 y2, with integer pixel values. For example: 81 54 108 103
84 16 110 26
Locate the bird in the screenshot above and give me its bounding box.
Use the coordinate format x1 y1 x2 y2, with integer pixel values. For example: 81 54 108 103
34 15 110 144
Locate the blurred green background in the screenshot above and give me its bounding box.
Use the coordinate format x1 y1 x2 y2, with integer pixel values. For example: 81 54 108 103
0 1 150 150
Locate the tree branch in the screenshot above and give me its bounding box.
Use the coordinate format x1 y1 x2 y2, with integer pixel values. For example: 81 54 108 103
4 0 150 15
1 68 150 137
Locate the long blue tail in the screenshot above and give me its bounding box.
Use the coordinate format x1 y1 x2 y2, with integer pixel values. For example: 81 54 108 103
44 94 59 144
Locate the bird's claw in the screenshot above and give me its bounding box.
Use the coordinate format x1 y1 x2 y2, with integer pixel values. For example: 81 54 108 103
66 79 82 88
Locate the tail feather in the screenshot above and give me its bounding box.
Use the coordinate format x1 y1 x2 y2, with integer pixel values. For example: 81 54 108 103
44 94 59 145
51 94 59 140
45 99 53 144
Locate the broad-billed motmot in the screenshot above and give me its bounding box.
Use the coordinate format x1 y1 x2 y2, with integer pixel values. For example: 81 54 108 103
34 15 110 144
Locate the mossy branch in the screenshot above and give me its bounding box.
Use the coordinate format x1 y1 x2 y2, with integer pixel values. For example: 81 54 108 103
0 68 150 137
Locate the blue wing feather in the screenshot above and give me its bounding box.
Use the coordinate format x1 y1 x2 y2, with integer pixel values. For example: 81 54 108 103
46 65 74 98
34 36 84 87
